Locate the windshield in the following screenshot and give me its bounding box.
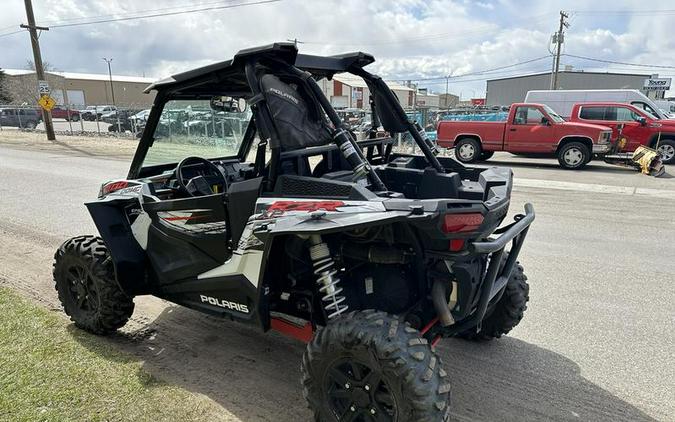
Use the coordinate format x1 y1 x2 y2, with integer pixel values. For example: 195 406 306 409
143 99 251 166
542 105 565 123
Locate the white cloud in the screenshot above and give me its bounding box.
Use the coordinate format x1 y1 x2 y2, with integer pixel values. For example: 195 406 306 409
1 0 674 98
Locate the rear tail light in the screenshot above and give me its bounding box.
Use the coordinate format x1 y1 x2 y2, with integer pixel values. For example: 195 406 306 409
441 213 484 233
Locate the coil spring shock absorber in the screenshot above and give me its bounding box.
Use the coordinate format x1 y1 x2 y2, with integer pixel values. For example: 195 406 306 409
308 235 348 319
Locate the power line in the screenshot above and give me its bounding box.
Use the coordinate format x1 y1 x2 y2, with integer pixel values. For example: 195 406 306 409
37 0 244 26
562 53 675 69
298 12 557 47
46 0 282 28
0 29 24 38
388 55 552 82
571 9 675 15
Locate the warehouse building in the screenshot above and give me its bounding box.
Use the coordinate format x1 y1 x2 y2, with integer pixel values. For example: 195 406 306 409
485 70 655 106
3 69 156 108
322 74 415 109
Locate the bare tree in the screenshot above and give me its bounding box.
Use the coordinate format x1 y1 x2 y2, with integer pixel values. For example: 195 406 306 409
0 69 12 103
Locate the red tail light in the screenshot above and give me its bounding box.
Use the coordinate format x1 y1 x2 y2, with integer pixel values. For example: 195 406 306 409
441 213 484 233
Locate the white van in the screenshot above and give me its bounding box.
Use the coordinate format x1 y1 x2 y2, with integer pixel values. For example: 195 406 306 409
653 100 675 117
524 89 668 120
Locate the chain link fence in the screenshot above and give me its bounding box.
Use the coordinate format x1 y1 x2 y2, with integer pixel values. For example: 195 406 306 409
0 103 150 138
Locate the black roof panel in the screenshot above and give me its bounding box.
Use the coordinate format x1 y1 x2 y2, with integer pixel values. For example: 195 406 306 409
145 42 374 94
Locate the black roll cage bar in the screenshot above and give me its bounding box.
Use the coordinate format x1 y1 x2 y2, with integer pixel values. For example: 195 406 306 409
128 42 465 181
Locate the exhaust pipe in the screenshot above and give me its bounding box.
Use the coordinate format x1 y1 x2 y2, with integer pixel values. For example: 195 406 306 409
432 279 455 326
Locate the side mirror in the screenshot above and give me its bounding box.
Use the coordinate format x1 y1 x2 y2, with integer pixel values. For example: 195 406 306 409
636 116 647 126
541 117 550 126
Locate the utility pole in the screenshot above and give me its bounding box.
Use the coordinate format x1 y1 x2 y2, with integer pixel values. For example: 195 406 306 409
551 10 569 90
445 75 449 111
21 0 55 140
286 38 304 47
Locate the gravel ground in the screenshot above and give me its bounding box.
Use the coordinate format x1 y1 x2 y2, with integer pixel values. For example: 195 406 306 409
0 138 673 422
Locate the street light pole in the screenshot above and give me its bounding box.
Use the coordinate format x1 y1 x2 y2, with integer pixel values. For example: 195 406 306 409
102 58 116 105
102 58 120 131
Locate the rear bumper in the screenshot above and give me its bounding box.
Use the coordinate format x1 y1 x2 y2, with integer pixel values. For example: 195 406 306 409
437 203 535 335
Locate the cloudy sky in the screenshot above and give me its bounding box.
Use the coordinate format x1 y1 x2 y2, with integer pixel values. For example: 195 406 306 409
2 0 675 98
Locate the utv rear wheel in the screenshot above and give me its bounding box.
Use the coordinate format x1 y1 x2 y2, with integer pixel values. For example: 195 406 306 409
460 262 529 341
557 142 589 169
454 138 481 163
53 235 134 335
302 310 450 422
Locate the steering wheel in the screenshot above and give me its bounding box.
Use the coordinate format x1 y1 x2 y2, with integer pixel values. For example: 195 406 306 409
176 156 228 197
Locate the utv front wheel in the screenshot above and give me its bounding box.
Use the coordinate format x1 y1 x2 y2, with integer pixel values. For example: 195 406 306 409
53 235 134 335
460 262 529 341
302 311 450 421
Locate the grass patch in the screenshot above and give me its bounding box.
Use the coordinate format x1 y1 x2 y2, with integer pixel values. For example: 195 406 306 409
0 287 222 421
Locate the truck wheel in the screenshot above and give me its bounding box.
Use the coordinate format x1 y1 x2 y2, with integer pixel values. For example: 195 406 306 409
302 310 450 422
459 261 529 341
71 114 80 122
557 142 589 169
454 138 481 163
53 235 134 335
24 121 37 130
656 139 675 164
480 151 494 161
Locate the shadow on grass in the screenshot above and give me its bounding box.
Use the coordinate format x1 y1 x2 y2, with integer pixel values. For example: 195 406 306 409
69 305 658 422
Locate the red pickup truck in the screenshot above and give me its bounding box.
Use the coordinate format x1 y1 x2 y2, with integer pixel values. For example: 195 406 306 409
437 103 613 169
569 102 675 164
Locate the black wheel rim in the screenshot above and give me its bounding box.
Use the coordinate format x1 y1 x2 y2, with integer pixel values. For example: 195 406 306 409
65 264 99 312
325 358 397 422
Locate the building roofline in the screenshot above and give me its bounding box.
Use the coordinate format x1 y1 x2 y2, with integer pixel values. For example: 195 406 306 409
2 68 155 83
487 70 652 83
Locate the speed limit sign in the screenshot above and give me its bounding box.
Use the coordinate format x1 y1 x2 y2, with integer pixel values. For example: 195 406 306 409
38 80 50 94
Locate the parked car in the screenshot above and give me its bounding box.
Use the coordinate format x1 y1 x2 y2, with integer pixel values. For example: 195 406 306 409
437 102 613 169
569 102 675 164
50 106 80 121
80 105 117 121
79 105 98 121
525 89 669 120
0 107 42 129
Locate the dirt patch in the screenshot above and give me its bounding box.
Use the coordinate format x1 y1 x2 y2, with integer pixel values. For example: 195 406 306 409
0 130 137 159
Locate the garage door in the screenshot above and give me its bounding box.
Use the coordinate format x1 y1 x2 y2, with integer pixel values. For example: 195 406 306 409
66 90 85 108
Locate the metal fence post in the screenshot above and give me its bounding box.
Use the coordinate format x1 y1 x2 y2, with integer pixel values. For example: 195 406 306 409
95 107 101 136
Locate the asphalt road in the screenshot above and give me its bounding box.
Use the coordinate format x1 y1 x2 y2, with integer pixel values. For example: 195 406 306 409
0 144 673 422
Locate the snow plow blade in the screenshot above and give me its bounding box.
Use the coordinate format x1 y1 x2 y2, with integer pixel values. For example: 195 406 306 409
603 146 665 177
632 146 665 177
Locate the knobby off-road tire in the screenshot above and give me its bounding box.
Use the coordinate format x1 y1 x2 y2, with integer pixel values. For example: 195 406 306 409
302 310 450 422
53 235 134 335
460 262 529 341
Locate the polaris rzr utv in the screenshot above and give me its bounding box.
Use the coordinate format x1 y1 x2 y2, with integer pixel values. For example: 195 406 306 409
54 43 534 421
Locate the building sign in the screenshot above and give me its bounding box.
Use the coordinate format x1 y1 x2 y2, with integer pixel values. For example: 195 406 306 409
38 80 50 94
471 98 486 105
643 78 671 91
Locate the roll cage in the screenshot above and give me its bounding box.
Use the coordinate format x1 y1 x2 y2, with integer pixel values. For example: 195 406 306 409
128 42 463 185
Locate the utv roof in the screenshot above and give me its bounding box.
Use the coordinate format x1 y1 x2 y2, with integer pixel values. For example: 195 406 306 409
145 42 375 95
